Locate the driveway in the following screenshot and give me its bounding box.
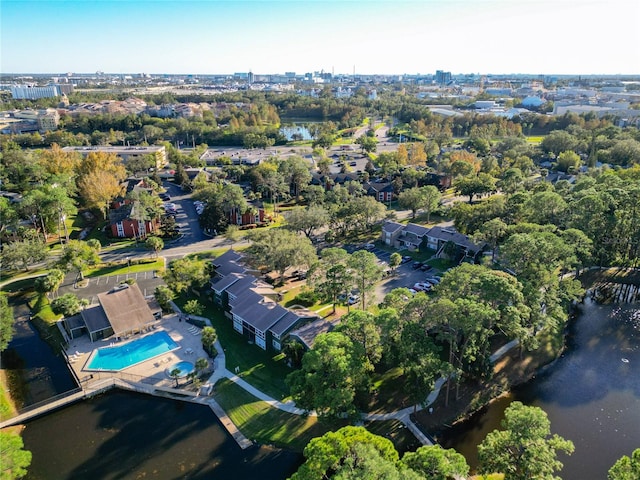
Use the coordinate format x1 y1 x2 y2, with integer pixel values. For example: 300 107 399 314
57 271 166 301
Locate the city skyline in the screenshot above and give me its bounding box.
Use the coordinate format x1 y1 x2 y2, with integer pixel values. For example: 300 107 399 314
2 0 639 76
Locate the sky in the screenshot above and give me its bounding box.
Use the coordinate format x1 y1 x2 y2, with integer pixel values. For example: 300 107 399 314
1 0 639 75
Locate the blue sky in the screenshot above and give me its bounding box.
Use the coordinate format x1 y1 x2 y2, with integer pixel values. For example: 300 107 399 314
2 0 639 75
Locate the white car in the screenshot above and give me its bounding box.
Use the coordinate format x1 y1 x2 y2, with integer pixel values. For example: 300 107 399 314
347 295 360 305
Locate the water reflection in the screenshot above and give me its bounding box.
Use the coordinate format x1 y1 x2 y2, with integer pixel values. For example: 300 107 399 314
441 301 640 480
23 390 303 480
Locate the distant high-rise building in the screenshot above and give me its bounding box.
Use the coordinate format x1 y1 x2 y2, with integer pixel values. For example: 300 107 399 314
11 84 60 100
435 70 452 85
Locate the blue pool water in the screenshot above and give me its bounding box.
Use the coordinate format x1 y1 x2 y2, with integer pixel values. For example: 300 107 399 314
165 361 195 378
87 331 179 371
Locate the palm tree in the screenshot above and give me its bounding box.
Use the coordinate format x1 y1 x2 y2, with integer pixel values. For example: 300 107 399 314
169 368 181 387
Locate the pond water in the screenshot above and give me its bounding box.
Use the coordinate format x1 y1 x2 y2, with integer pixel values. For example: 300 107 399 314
440 300 640 480
22 390 303 480
1 302 77 406
279 124 313 141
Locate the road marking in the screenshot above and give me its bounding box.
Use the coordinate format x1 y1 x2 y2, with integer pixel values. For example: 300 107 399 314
105 276 110 284
95 278 100 285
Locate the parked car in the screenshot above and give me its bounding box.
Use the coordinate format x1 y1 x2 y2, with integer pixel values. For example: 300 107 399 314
347 294 360 305
160 193 171 201
363 243 375 250
401 255 412 264
420 263 433 271
426 277 440 285
413 282 432 292
412 261 423 269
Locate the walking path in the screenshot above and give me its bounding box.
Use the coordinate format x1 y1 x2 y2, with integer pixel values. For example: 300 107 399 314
203 327 521 446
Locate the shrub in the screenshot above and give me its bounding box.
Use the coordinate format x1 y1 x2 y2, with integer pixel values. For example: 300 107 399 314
292 289 319 307
183 299 204 316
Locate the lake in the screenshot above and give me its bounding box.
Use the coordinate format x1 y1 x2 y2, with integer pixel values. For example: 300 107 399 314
3 300 302 480
22 390 302 480
440 299 640 480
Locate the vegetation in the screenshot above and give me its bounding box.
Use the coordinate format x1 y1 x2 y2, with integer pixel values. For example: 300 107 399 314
478 402 574 480
608 448 640 480
0 294 14 351
0 431 32 479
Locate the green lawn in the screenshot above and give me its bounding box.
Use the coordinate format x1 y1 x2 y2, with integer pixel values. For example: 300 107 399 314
213 378 340 451
175 294 293 400
27 293 65 349
86 257 165 278
367 367 411 413
363 419 422 454
0 382 14 420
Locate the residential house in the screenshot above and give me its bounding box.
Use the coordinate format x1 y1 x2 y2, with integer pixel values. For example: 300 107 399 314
310 172 360 190
363 181 394 202
396 223 431 251
380 221 486 260
209 249 318 351
109 202 160 238
424 225 486 261
381 221 406 246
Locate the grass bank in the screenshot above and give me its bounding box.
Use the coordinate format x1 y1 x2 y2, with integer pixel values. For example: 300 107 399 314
213 378 340 451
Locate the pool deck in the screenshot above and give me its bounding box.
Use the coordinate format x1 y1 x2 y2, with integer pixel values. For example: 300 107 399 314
59 314 253 449
66 313 208 385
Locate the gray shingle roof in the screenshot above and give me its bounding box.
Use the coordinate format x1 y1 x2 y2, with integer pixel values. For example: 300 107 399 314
404 223 431 237
427 226 484 252
97 283 155 335
382 221 405 234
269 311 304 337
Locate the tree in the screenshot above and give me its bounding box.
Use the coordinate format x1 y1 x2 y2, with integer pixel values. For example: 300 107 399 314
421 185 441 223
57 239 101 281
389 252 402 273
34 268 65 297
245 229 317 283
183 299 204 316
398 187 426 219
201 326 218 357
163 257 210 294
355 135 377 154
76 152 126 218
195 357 209 376
336 310 382 365
0 294 15 352
478 401 574 480
401 444 470 480
279 155 312 198
348 250 384 310
608 448 640 480
475 218 508 263
455 173 496 203
154 285 175 312
169 368 181 387
308 248 353 313
285 206 329 240
290 426 399 480
556 150 581 172
286 332 371 419
145 236 164 258
1 239 48 271
223 224 244 243
0 430 32 479
51 293 88 317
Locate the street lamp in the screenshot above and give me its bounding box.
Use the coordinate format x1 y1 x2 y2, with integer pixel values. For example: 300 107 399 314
126 257 131 279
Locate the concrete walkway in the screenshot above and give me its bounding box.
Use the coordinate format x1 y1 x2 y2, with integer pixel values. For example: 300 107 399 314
177 303 523 447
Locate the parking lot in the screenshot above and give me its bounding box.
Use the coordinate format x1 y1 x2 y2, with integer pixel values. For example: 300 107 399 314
344 243 442 304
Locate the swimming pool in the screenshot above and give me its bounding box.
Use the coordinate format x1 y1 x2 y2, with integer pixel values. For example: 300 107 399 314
165 361 195 379
87 331 179 371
